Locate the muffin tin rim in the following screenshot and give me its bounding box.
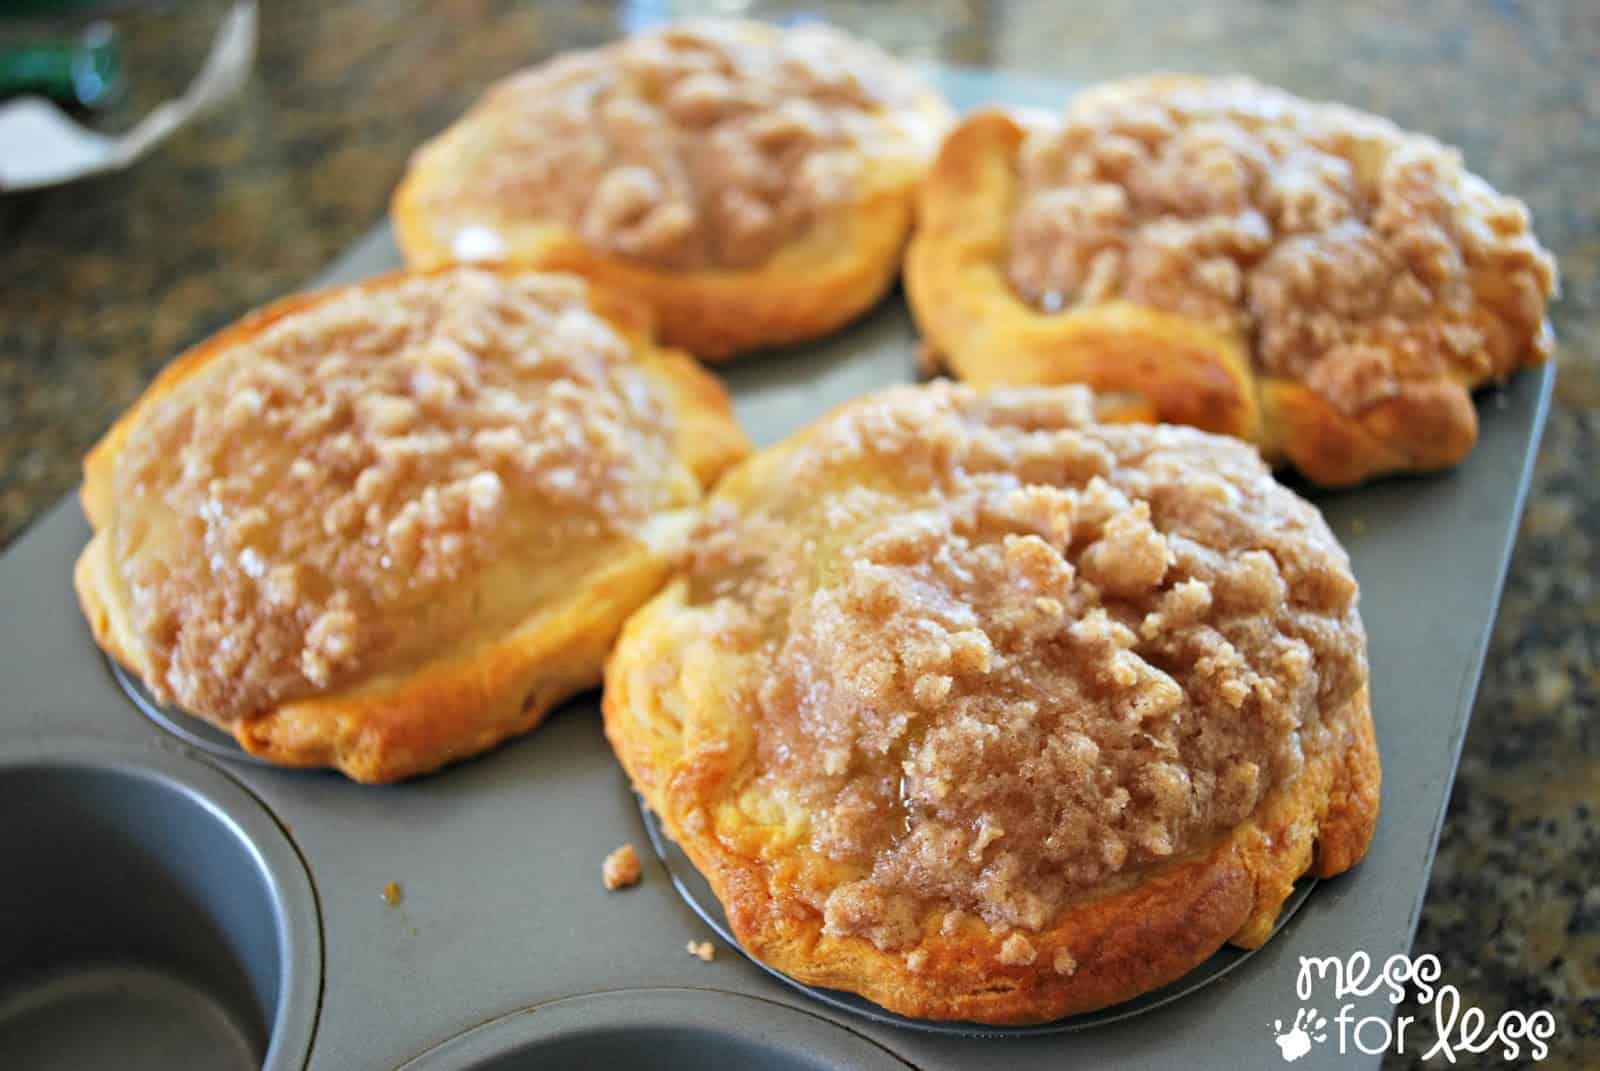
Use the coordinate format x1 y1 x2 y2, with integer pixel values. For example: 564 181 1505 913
393 985 916 1070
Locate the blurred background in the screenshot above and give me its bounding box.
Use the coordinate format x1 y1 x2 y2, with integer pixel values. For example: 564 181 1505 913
0 2 1595 1067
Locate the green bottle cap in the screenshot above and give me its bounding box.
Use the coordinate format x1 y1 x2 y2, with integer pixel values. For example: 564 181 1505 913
0 21 121 109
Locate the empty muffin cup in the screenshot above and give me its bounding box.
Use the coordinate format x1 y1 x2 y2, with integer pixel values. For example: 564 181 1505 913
0 739 321 1071
397 988 910 1071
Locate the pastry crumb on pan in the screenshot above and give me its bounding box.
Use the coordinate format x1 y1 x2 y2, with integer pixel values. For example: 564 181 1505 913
604 382 1379 1024
74 266 749 783
686 940 716 962
393 19 952 358
906 75 1557 486
602 843 642 891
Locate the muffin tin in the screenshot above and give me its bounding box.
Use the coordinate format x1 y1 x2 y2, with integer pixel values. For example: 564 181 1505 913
0 69 1553 1070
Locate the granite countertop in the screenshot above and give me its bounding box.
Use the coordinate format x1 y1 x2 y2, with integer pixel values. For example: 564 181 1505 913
1 1 1594 1065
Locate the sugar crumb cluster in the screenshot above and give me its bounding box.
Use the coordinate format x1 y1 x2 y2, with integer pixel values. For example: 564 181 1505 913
601 843 642 891
683 383 1366 952
427 21 930 270
1008 78 1555 415
117 270 672 719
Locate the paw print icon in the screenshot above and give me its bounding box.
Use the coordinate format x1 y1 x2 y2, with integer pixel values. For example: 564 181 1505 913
1272 1008 1329 1062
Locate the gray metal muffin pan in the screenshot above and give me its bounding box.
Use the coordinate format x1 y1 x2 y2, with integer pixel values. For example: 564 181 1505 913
0 68 1553 1070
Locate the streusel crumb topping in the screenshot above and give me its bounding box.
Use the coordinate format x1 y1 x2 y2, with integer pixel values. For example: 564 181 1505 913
421 19 939 270
686 384 1365 948
116 269 676 720
1007 78 1556 414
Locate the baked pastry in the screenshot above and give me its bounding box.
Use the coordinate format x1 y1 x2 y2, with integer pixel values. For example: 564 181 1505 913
392 18 950 359
605 382 1379 1024
906 76 1557 486
76 267 747 783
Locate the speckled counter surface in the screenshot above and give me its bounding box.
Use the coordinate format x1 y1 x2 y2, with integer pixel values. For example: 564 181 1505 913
1 1 1595 1066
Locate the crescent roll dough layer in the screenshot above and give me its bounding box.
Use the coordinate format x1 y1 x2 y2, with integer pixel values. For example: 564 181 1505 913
906 76 1556 486
393 19 952 360
77 267 747 783
605 382 1379 1023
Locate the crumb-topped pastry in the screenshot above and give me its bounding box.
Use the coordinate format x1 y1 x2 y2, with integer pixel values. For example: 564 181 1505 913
906 76 1557 486
393 19 950 359
76 267 747 782
605 382 1379 1023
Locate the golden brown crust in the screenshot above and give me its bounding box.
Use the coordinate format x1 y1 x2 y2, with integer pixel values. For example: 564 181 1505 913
75 268 748 783
603 384 1381 1023
906 80 1556 486
391 21 951 360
